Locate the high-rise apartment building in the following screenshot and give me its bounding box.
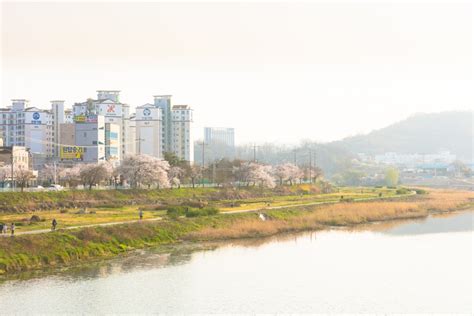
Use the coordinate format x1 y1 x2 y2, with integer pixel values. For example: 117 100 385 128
51 100 65 158
135 96 193 162
134 104 162 158
172 105 193 162
0 99 53 168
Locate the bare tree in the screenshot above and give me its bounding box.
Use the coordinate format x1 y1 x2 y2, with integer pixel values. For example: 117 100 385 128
14 166 35 192
188 165 202 188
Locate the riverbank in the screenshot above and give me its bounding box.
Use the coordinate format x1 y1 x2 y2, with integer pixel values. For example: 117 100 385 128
0 186 397 233
0 189 472 275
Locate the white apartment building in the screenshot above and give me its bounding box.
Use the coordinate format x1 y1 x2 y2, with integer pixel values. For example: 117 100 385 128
0 99 53 169
171 105 193 162
134 96 194 162
51 100 66 158
135 104 162 158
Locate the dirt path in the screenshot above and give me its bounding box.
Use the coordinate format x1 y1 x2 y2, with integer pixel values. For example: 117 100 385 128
1 217 163 237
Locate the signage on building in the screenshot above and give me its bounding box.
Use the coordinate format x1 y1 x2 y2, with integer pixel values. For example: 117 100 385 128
99 103 122 117
74 115 98 123
60 146 85 160
31 112 41 124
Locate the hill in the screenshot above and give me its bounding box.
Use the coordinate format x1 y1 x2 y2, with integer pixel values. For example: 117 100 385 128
332 111 473 160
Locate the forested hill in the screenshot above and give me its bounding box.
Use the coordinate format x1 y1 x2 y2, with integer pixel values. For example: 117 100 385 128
331 111 473 160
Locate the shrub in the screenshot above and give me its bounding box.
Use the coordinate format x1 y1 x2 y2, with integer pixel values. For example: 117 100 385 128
396 188 411 195
166 206 187 219
185 207 219 218
414 188 428 195
30 215 41 222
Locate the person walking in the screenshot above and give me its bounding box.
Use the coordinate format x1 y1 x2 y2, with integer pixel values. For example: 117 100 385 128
2 223 7 234
51 218 58 231
10 223 15 237
139 209 143 220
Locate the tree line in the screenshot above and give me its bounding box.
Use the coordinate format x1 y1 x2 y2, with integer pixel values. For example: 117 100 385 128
13 152 326 190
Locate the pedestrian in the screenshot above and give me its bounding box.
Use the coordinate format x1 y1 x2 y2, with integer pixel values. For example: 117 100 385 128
139 209 143 220
51 218 58 231
0 223 3 234
10 223 15 237
2 223 7 234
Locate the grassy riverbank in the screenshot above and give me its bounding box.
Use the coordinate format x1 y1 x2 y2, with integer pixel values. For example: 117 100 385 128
0 186 397 233
0 189 472 275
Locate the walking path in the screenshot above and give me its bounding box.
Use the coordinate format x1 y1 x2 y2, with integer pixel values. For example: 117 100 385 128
2 192 415 237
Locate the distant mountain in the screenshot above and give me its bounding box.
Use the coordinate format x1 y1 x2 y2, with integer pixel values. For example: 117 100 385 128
332 111 473 161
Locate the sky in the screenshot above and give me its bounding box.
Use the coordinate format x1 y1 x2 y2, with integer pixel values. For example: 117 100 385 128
1 1 472 144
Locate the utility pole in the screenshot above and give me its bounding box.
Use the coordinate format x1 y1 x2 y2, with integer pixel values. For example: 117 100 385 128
53 161 57 184
10 147 14 190
200 141 206 187
253 144 258 162
309 150 312 183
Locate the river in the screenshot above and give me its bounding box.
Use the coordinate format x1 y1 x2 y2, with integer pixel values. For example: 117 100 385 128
0 211 472 314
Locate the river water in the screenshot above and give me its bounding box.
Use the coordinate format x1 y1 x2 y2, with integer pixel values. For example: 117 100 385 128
0 211 472 314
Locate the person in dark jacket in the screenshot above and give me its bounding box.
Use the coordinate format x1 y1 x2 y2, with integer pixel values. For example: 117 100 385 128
51 218 58 231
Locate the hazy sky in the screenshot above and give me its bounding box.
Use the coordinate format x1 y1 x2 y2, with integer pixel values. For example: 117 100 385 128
1 1 472 144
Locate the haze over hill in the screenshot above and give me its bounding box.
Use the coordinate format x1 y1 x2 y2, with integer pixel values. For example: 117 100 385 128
332 111 473 161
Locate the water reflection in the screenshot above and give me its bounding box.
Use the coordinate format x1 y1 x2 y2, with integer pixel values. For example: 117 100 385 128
383 211 473 236
0 211 472 313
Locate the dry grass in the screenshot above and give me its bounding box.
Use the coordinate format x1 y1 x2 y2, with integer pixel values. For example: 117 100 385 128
187 189 474 241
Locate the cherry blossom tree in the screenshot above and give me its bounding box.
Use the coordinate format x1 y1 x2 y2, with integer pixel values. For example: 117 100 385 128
0 165 11 188
59 165 82 188
118 155 170 189
79 162 113 190
248 163 275 188
273 163 302 185
169 166 184 188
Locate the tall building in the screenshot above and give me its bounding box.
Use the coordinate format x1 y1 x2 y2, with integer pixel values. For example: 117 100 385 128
204 127 235 148
204 127 235 161
74 114 106 163
154 95 172 154
172 105 193 162
135 104 162 158
105 123 121 164
73 90 130 160
51 100 65 158
135 96 193 162
0 99 53 169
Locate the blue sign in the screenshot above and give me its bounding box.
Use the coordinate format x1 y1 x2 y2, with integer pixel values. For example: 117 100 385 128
33 112 40 120
143 108 151 116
